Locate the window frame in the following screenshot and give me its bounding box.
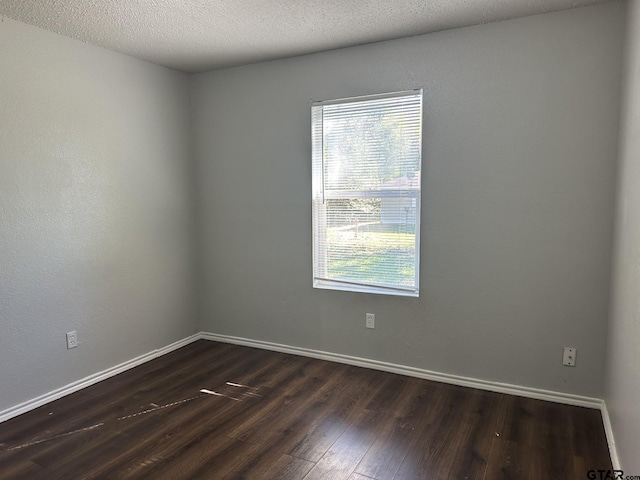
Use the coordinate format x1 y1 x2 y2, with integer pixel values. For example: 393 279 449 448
311 89 423 297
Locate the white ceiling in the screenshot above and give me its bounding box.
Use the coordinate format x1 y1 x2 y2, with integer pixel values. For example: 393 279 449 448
0 0 613 73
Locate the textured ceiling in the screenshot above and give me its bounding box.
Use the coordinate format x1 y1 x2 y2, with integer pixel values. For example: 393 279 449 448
0 0 614 73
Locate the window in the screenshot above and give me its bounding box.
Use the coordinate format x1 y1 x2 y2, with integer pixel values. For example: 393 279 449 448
312 89 423 297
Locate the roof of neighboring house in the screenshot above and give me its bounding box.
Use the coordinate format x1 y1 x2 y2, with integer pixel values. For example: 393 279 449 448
379 172 420 189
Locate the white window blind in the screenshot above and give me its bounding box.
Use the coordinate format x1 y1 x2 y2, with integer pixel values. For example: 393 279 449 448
312 90 423 297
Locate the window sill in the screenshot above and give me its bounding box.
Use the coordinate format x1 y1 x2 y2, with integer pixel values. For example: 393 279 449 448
313 278 419 298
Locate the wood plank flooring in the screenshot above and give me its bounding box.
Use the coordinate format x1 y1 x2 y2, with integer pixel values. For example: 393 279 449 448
0 340 612 479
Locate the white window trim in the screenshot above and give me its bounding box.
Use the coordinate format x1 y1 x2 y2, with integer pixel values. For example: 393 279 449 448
311 89 423 297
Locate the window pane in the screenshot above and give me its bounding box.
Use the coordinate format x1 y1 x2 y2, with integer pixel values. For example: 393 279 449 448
325 198 416 288
323 96 421 191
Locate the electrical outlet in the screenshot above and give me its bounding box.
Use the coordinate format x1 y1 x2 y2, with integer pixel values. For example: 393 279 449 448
366 313 375 329
563 347 576 367
66 331 78 349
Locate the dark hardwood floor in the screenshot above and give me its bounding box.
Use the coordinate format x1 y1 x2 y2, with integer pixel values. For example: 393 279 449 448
0 340 612 479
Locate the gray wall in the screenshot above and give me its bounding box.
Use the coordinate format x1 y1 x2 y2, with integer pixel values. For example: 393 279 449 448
0 0 628 419
606 0 640 471
0 18 198 411
192 2 625 397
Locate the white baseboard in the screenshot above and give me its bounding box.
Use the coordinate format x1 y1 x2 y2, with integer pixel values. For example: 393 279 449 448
200 331 603 409
600 402 621 470
0 330 620 469
201 332 623 466
0 334 200 423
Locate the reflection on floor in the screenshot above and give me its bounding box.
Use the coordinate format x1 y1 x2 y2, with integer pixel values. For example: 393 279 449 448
0 339 612 479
